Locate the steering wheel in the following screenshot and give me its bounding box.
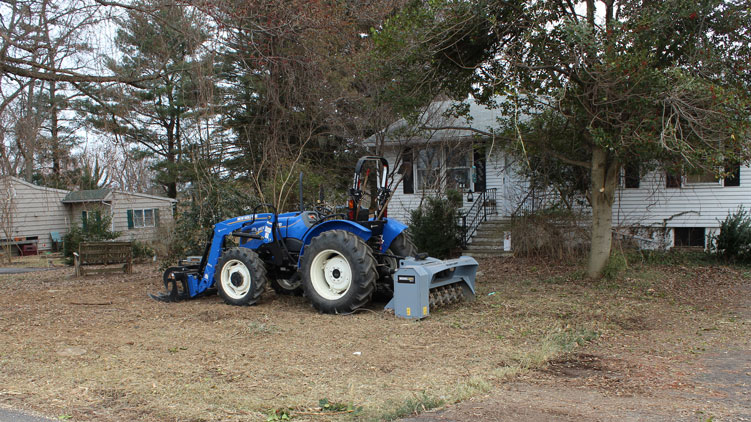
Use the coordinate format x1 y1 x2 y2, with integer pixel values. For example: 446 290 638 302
314 205 334 216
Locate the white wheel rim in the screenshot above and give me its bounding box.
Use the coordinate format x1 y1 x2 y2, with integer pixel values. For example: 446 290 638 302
220 259 252 300
310 249 352 300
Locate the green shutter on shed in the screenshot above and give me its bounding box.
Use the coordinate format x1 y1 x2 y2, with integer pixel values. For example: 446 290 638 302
82 211 88 231
154 209 160 227
127 209 134 229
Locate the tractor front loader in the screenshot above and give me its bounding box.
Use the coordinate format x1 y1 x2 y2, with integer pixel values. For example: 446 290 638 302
151 156 478 319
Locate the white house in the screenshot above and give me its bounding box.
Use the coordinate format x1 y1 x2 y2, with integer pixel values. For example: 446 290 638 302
369 96 751 251
613 164 751 249
1 176 176 253
367 97 529 227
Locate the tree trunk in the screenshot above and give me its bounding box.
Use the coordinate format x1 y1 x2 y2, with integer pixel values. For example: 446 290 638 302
587 145 619 278
49 80 60 176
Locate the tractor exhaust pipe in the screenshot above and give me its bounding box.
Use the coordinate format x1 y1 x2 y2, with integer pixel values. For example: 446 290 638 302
299 171 304 211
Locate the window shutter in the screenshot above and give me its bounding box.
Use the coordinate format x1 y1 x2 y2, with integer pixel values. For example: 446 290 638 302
127 209 134 229
401 148 414 194
624 163 640 189
81 211 88 231
724 164 741 187
154 209 160 227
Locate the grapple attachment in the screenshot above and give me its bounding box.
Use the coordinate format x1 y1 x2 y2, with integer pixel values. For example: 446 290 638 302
385 256 478 320
149 265 194 302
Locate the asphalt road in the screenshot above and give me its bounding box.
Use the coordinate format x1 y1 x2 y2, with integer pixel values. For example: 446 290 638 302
0 268 56 274
0 408 53 422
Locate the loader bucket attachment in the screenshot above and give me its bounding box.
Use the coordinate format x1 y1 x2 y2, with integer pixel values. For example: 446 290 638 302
149 266 192 302
385 256 478 320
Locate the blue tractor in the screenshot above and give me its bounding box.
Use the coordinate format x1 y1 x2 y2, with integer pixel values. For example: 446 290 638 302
151 156 477 316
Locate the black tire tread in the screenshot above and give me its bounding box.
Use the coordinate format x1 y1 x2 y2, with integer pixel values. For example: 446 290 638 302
301 230 377 314
215 247 267 306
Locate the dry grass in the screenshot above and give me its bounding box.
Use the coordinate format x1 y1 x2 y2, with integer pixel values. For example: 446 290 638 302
0 256 748 421
0 253 65 268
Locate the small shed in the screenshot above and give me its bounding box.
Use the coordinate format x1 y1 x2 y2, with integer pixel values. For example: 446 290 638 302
1 177 177 253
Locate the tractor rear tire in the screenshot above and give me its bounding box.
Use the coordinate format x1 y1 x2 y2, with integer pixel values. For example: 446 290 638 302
270 274 304 296
301 230 377 314
389 232 417 258
215 248 267 306
374 232 418 301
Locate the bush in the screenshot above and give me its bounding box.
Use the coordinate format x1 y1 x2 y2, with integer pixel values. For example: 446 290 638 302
409 191 462 259
131 240 155 260
510 210 589 259
712 207 751 263
62 212 121 264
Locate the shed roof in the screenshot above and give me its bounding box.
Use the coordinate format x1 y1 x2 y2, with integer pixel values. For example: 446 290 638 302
62 189 113 203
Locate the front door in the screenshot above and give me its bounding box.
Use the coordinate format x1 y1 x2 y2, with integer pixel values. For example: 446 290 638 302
473 146 486 193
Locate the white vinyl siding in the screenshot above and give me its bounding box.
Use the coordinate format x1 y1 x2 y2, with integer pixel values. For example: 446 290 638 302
614 165 751 229
384 144 514 223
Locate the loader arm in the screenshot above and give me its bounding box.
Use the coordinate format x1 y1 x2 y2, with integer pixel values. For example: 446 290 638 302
170 215 269 299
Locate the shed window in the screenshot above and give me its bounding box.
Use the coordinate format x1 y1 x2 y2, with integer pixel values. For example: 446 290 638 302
127 208 159 229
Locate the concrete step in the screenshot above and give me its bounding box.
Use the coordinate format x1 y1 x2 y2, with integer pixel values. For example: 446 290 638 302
472 228 510 237
465 244 511 252
464 250 513 259
468 238 506 247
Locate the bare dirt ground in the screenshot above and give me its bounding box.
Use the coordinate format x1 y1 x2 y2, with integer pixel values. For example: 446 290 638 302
0 256 749 421
402 265 751 422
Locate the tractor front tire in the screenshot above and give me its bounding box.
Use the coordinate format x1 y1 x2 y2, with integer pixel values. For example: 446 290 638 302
301 230 377 314
215 248 267 306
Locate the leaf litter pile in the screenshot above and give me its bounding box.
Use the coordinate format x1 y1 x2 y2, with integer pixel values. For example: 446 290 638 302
0 256 748 421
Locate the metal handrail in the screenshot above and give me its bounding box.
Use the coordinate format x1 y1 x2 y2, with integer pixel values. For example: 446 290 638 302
459 188 498 248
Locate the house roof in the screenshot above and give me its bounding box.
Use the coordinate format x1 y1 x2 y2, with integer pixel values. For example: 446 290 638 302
365 95 538 147
113 190 177 203
62 188 113 203
6 176 176 204
4 176 70 194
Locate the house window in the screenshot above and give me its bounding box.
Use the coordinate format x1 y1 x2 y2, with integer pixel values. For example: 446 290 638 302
128 208 159 229
411 145 474 192
666 170 682 188
673 227 705 248
685 170 720 185
446 150 472 190
624 163 640 189
415 147 441 191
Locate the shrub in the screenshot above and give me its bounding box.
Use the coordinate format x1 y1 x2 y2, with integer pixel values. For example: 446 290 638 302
131 240 156 260
409 191 462 259
62 212 121 264
712 207 751 263
510 210 589 259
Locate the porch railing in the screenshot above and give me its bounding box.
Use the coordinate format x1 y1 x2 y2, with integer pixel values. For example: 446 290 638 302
459 188 497 248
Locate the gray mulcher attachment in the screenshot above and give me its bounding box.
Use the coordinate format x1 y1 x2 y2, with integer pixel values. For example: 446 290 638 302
385 256 478 320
